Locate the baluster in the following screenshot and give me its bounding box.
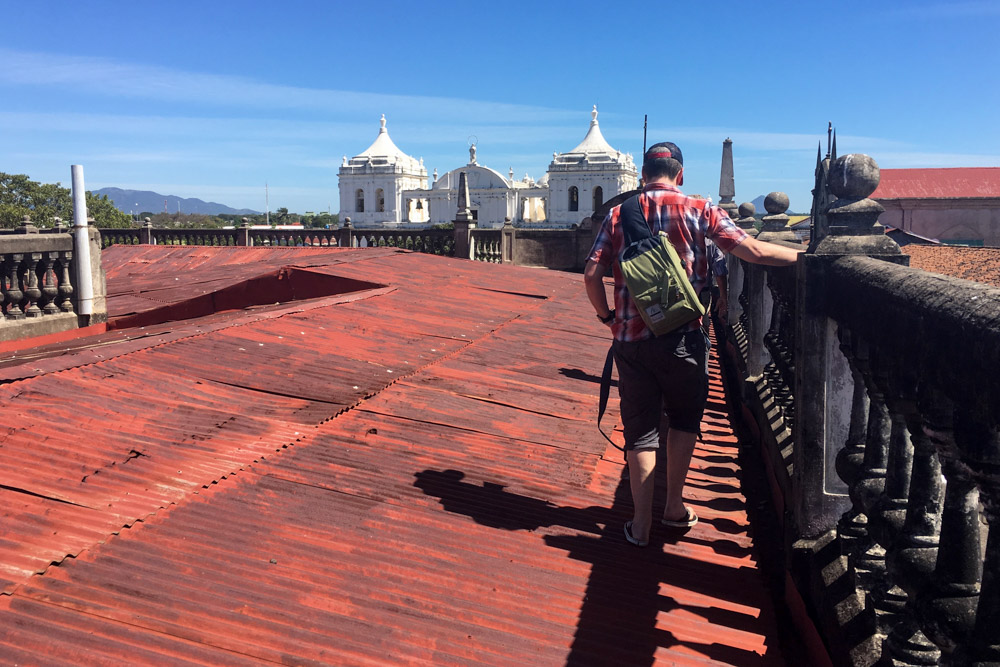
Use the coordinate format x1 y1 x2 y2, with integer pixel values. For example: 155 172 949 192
39 252 59 315
863 364 918 637
881 390 948 665
968 440 1000 664
920 416 989 663
10 254 26 318
0 256 7 318
58 251 74 313
22 253 42 318
851 347 891 591
836 329 872 554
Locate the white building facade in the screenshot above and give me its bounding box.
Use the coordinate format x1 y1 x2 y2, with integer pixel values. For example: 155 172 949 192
338 115 428 226
545 106 638 226
338 107 636 228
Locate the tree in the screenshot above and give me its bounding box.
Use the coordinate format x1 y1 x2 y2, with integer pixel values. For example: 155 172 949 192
0 172 132 229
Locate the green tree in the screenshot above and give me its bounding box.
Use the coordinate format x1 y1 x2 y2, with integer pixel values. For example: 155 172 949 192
0 172 133 229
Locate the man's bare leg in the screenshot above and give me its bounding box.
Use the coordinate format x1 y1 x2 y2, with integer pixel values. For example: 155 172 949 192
662 428 697 522
627 448 657 542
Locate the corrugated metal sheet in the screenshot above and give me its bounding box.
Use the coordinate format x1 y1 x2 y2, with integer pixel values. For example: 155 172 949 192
872 167 1000 199
0 246 786 664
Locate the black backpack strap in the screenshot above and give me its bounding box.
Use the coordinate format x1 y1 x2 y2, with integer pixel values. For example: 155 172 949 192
619 194 653 246
597 344 624 451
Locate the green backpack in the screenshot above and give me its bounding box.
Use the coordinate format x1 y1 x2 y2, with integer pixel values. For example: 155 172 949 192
618 195 704 335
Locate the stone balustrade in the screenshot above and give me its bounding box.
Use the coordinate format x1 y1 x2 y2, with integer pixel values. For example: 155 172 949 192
1 215 106 342
100 215 596 268
721 155 999 665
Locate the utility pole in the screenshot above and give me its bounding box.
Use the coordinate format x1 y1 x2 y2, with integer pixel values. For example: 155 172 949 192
266 182 270 226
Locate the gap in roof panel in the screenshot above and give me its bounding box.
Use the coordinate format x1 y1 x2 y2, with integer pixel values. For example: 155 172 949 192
108 267 387 330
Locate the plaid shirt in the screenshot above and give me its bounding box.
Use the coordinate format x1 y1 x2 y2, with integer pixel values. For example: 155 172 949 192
588 183 748 341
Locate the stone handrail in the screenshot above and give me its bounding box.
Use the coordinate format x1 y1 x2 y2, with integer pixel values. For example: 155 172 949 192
722 159 999 665
1 217 106 342
349 228 454 256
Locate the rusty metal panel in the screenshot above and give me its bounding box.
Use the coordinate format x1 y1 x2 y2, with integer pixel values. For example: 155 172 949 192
0 246 788 664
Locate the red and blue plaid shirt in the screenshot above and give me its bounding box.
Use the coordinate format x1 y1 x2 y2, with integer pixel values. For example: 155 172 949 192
588 183 748 342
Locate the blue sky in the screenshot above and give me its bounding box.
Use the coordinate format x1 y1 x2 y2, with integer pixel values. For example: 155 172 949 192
2 0 999 215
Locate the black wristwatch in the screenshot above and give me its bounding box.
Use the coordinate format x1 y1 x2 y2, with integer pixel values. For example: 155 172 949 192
598 309 615 324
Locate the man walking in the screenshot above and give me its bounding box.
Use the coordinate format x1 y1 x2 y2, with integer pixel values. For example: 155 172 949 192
583 142 800 546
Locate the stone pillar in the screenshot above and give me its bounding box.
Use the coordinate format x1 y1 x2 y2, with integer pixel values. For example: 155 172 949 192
237 217 251 247
718 138 738 220
500 217 515 264
453 171 474 260
84 217 107 325
338 217 353 249
793 154 906 538
139 217 154 245
726 202 757 325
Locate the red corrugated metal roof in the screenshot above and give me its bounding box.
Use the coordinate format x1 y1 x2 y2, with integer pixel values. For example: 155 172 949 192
872 167 1000 199
0 246 788 664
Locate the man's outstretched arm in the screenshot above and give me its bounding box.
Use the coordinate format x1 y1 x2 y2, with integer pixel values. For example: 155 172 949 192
729 237 802 266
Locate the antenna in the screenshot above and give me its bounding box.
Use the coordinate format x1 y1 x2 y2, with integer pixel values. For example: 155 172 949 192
265 182 270 226
643 114 648 157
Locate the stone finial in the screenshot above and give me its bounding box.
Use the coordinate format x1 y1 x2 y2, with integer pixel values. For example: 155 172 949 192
764 192 790 216
52 216 65 233
16 215 39 235
759 191 795 241
825 154 885 233
343 216 353 229
829 154 879 200
143 216 153 228
503 216 513 228
736 202 758 236
469 143 477 165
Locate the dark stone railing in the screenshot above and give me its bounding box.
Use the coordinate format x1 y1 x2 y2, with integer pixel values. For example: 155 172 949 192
722 156 998 665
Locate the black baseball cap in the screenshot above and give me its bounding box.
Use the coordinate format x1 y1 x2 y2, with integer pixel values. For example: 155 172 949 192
644 142 683 166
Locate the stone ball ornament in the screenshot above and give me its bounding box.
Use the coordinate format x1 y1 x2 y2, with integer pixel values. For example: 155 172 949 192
763 192 789 215
829 154 880 200
738 202 756 217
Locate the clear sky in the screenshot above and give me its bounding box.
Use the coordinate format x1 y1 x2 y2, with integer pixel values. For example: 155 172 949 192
2 0 999 215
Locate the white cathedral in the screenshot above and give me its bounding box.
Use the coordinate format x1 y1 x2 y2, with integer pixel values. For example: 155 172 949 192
337 107 638 228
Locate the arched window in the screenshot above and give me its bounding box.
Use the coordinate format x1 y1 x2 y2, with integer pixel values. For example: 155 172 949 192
593 186 603 212
376 188 385 213
355 189 365 213
569 186 579 212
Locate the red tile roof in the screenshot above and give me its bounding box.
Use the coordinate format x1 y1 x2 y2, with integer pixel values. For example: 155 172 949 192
0 246 789 664
904 245 1000 287
872 167 1000 199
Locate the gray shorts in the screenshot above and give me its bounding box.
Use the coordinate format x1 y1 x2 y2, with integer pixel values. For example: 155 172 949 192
612 330 709 451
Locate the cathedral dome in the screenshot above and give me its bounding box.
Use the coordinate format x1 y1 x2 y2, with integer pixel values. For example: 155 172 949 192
549 106 635 171
342 115 425 174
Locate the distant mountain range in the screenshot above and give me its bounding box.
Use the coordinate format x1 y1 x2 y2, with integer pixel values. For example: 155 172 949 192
93 188 260 216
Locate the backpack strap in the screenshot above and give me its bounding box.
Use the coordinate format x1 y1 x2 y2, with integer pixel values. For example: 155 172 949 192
619 194 654 246
597 344 624 451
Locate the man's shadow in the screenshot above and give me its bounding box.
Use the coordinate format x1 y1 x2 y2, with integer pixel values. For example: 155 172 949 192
414 466 779 666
